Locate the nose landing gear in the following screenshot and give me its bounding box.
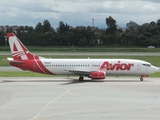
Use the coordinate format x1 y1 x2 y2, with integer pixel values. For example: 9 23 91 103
140 75 148 81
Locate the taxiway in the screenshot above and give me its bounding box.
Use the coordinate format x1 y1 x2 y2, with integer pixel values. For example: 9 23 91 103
0 77 160 120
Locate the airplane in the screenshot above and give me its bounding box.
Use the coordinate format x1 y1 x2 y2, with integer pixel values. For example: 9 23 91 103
7 33 159 81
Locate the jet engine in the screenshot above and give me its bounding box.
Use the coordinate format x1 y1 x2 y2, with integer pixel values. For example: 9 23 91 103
90 71 106 79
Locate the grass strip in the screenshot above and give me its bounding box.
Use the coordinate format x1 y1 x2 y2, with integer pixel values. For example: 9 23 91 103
0 72 53 77
1 55 160 66
1 46 160 52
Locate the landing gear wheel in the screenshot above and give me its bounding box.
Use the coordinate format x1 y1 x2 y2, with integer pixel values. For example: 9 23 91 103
79 76 84 81
140 77 143 81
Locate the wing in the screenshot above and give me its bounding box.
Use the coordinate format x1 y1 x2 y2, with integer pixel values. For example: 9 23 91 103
66 69 106 79
66 69 93 76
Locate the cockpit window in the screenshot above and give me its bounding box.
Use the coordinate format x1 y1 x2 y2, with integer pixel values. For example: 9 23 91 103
142 64 151 67
147 64 151 67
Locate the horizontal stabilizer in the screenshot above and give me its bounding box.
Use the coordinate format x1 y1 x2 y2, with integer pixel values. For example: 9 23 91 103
7 58 24 64
7 58 13 61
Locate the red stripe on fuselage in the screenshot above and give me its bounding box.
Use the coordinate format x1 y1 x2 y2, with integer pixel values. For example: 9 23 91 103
34 56 54 75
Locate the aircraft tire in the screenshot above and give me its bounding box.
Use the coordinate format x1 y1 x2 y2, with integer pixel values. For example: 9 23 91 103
79 76 84 81
140 77 143 81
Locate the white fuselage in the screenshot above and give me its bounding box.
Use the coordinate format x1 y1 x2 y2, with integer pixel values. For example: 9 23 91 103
40 58 159 76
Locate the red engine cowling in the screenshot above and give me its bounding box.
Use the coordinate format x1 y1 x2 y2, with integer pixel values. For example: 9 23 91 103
90 71 106 79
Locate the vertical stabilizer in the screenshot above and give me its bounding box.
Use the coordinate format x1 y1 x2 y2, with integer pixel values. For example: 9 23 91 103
7 33 35 61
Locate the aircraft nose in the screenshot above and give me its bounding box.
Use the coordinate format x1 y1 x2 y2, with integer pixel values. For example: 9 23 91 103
156 67 159 71
154 66 159 72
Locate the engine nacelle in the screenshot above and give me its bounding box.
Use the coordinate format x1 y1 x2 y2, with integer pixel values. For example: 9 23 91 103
90 71 106 79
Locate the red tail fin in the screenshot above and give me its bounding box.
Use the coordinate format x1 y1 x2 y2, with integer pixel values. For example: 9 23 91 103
7 33 36 61
7 33 54 75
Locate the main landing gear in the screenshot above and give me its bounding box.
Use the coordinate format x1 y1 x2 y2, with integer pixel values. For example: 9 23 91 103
140 76 143 81
79 76 84 81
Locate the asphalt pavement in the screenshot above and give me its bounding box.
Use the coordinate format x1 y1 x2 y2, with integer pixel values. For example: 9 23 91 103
0 77 160 120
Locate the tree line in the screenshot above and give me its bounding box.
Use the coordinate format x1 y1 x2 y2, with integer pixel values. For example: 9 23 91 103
0 17 160 47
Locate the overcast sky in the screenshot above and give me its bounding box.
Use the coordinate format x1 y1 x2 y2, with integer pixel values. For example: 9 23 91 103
0 0 160 28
